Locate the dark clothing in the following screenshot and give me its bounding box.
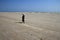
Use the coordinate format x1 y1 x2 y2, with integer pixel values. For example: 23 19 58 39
22 14 25 23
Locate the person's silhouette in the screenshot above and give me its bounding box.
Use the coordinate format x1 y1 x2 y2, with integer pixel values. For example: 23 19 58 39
22 14 25 23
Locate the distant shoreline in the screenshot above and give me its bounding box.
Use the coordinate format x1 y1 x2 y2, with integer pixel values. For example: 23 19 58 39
0 12 60 14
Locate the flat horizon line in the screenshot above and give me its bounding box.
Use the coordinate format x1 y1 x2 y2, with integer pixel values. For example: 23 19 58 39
0 11 60 13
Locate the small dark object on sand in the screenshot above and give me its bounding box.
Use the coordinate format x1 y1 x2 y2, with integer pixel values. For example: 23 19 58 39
22 14 25 23
40 38 43 40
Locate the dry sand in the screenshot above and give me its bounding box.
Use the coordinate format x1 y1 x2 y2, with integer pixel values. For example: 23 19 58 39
0 12 60 40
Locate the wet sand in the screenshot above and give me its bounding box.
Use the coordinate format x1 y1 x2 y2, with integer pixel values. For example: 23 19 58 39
0 12 60 40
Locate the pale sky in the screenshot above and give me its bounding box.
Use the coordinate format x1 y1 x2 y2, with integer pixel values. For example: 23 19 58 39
0 0 60 12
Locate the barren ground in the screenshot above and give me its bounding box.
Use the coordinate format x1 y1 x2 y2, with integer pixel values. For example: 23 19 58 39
0 12 60 40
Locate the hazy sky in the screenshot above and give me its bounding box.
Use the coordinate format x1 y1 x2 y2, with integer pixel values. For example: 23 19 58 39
0 0 60 12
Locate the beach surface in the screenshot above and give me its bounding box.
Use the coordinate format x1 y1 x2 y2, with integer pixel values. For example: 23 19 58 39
0 12 60 40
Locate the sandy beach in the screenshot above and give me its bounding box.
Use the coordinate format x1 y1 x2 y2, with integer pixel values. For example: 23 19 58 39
0 12 60 40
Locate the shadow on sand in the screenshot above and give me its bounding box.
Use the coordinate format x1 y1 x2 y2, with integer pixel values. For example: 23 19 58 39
16 21 25 24
16 22 23 24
